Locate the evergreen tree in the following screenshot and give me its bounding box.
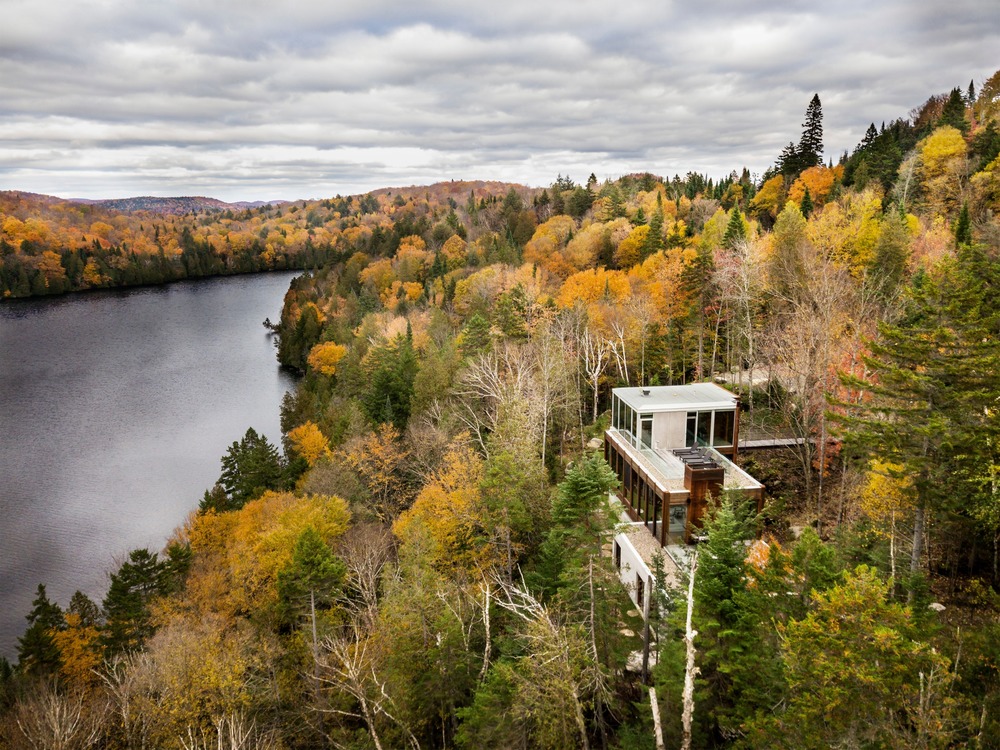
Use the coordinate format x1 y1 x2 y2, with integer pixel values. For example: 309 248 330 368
870 206 910 301
939 86 969 133
955 201 972 247
459 313 492 358
722 207 747 249
17 584 64 676
797 93 824 169
218 427 285 508
778 141 801 176
529 452 618 597
837 248 1000 598
361 329 418 430
643 200 666 258
101 549 167 657
277 526 346 626
799 185 813 218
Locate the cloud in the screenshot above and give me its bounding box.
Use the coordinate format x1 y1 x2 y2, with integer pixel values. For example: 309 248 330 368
0 0 997 200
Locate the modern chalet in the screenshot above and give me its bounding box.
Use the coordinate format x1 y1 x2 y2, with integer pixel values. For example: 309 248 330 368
604 383 764 616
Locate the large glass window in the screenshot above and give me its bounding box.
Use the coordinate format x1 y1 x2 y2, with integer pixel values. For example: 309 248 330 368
669 503 687 544
640 414 653 448
697 411 712 446
712 410 735 447
685 412 697 447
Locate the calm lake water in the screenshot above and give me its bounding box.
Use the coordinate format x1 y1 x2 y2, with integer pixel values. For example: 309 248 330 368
0 272 299 658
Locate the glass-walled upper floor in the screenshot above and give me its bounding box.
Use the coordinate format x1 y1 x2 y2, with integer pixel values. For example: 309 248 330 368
611 391 735 450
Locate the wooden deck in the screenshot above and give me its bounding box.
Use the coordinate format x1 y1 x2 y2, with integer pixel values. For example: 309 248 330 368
739 437 806 450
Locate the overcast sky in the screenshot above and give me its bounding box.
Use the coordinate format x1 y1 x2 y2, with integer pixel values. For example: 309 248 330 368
0 0 996 202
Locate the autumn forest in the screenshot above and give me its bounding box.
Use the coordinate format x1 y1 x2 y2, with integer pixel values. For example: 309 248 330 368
3 71 1000 749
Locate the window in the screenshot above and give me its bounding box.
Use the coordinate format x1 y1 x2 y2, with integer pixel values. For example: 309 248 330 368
686 412 697 447
636 573 645 609
613 541 621 570
697 411 712 446
713 410 735 447
669 504 687 543
640 414 652 448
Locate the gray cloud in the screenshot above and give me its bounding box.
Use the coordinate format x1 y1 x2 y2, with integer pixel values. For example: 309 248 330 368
0 0 997 201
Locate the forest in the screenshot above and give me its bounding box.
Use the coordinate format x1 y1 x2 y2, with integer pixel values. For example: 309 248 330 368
3 70 1000 749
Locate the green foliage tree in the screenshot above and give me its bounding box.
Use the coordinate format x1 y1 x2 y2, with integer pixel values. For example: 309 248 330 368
799 185 813 218
100 548 168 658
361 327 418 430
16 584 64 676
798 93 824 168
748 566 957 749
217 426 285 509
838 246 1000 596
939 86 970 134
955 200 972 246
530 452 618 598
721 207 747 249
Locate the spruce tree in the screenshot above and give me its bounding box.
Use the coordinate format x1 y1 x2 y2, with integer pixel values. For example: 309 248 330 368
17 584 64 676
643 200 666 258
799 186 813 218
837 248 1000 598
101 549 168 657
797 93 824 169
939 87 969 133
722 207 747 249
955 201 972 247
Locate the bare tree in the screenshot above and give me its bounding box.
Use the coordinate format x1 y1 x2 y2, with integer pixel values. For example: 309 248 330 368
337 523 396 633
14 681 105 750
180 713 278 750
581 325 612 423
318 636 420 750
681 551 700 750
532 321 578 468
496 573 609 750
454 342 542 456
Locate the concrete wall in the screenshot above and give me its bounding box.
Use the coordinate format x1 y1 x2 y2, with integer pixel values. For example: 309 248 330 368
653 411 686 450
613 527 653 619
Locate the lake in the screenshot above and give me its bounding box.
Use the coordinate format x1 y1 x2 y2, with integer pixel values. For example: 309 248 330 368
0 272 299 659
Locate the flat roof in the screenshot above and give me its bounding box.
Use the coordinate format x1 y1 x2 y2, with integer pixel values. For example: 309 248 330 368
614 382 737 412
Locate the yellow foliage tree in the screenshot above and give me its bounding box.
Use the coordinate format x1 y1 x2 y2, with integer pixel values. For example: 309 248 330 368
52 613 101 690
441 234 468 271
788 165 837 208
748 175 786 221
287 421 331 466
918 125 969 217
555 267 631 309
393 443 489 571
226 491 351 615
341 423 414 522
307 341 347 376
614 225 649 268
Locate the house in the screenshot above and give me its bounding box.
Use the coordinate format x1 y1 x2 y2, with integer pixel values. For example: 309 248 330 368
604 383 764 617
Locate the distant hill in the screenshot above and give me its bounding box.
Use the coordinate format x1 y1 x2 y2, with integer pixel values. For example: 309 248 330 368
77 196 286 215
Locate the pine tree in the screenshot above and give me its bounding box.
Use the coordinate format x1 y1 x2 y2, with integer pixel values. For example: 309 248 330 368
797 94 824 169
277 526 346 626
939 87 969 133
778 141 800 176
643 200 666 258
460 313 492 358
722 207 747 249
799 186 813 218
101 549 168 657
837 249 1000 599
17 584 64 676
955 201 972 247
218 427 285 508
